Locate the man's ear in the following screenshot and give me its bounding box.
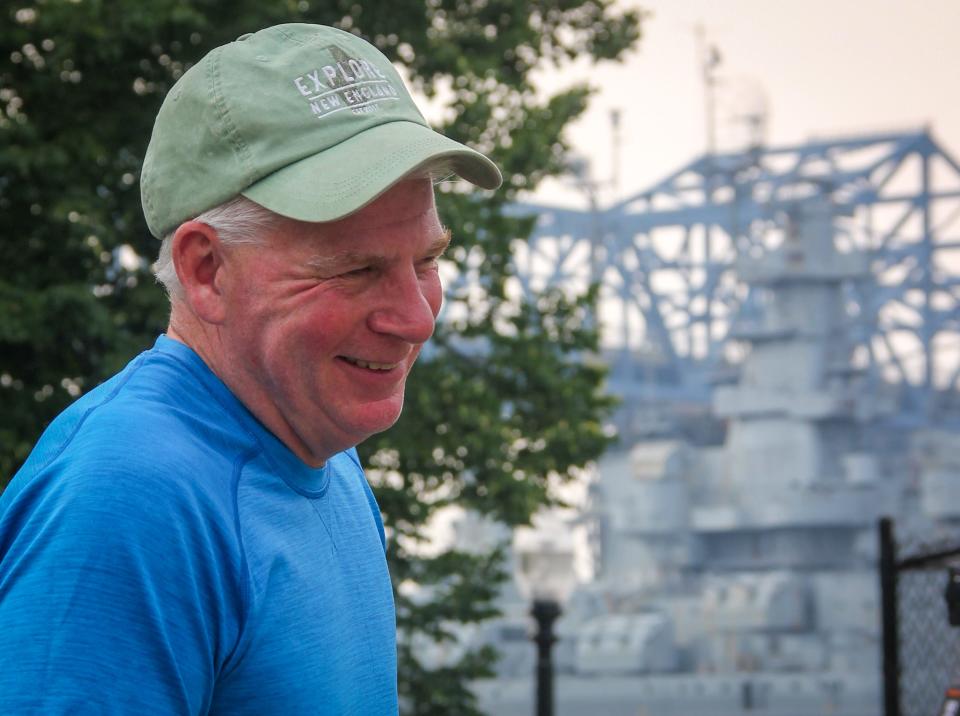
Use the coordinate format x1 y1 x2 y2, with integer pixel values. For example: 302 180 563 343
172 221 229 324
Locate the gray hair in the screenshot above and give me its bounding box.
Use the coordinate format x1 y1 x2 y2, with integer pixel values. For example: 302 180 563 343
152 165 455 301
152 196 280 301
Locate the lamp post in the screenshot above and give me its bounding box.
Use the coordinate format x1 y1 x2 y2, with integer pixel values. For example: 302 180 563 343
531 598 561 716
514 531 577 716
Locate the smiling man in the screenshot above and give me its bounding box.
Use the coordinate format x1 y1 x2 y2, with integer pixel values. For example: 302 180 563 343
0 24 499 715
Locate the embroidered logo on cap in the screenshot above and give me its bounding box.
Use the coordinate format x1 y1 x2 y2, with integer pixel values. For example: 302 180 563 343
292 44 400 119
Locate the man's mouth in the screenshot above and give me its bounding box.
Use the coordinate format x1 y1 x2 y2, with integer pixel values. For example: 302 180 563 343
340 356 400 372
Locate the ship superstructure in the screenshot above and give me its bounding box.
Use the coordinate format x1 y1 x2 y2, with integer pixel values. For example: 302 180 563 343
468 130 960 715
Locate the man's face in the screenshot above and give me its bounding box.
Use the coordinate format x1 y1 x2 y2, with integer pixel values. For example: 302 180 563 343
218 179 447 463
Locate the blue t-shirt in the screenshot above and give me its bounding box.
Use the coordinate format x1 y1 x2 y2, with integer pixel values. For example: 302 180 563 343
0 336 398 714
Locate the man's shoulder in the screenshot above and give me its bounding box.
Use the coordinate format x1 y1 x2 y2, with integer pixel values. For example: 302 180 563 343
1 384 250 558
9 346 258 506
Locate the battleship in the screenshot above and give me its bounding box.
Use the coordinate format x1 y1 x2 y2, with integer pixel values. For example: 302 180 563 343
453 129 960 715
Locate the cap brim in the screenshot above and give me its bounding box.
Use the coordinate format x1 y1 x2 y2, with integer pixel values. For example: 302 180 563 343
241 120 502 222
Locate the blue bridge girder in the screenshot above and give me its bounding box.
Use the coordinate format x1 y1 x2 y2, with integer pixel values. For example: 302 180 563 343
508 129 960 424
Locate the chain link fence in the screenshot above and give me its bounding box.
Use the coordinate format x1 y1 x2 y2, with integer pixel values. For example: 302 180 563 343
880 517 960 716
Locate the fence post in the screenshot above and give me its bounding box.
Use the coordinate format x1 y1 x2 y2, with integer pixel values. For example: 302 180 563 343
879 516 900 716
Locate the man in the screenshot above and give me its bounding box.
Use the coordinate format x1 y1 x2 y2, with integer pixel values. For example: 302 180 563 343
0 23 500 714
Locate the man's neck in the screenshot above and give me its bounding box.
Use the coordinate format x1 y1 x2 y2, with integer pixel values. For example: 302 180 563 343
165 310 330 468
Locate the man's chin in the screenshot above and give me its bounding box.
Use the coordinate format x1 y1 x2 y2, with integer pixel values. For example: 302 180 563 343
344 399 406 441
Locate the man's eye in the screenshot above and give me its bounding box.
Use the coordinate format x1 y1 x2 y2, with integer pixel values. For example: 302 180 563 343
342 266 373 277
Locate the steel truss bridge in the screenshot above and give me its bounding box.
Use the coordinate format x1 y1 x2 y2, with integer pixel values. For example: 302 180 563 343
507 129 960 432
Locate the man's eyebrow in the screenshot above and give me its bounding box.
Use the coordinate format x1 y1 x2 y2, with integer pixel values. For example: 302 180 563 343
429 227 453 257
304 228 453 273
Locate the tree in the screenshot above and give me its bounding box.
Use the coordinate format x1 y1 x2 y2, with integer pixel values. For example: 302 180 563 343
0 1 640 712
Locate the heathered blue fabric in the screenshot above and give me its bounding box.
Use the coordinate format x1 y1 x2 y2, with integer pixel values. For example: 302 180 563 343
0 335 398 715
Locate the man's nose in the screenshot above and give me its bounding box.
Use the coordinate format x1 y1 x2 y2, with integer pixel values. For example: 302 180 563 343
367 269 438 344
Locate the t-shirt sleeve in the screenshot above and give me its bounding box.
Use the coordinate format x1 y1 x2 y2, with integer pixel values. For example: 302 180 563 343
0 457 246 715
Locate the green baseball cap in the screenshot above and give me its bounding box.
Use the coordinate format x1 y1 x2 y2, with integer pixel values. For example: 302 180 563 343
141 23 502 238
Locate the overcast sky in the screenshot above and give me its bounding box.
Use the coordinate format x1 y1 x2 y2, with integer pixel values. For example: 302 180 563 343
528 0 960 207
